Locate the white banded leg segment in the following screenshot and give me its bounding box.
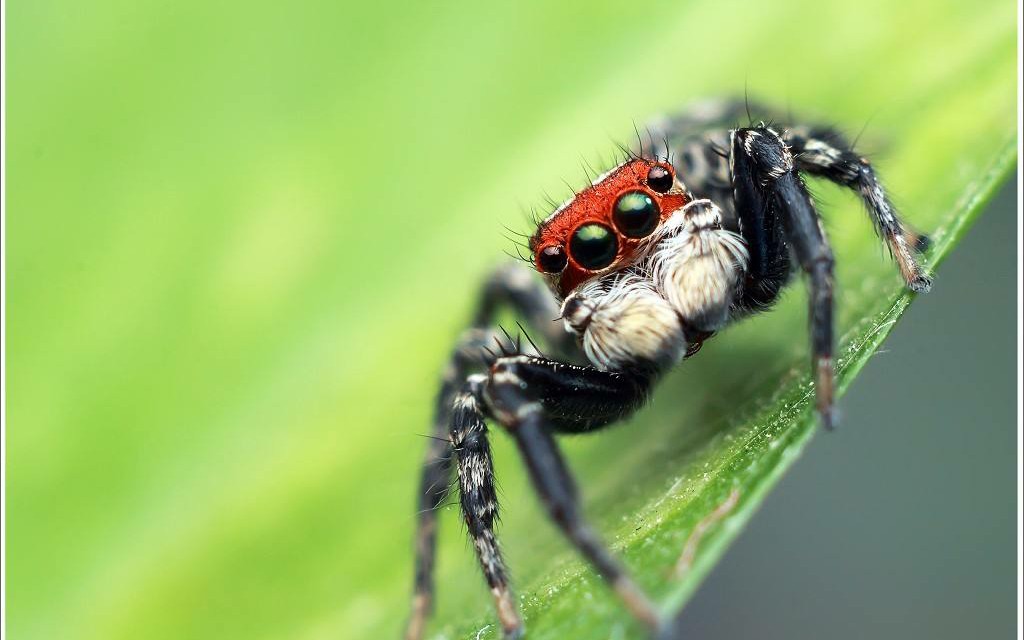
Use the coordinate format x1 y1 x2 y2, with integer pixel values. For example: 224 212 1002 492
449 379 523 638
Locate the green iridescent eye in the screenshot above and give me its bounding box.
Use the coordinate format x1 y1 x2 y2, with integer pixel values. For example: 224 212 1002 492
569 223 617 270
612 191 660 238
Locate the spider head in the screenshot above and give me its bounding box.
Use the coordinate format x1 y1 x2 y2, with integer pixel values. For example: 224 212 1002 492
529 157 689 298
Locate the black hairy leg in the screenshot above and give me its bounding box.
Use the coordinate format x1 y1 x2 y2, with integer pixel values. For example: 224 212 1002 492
641 99 931 294
783 125 932 291
407 263 579 640
407 327 486 640
732 125 837 427
411 335 663 639
483 355 661 633
728 130 793 313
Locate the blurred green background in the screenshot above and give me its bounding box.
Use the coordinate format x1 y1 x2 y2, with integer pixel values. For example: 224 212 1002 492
5 1 1016 639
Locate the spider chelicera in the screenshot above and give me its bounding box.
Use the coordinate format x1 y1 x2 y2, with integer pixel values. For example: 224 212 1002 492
406 99 931 640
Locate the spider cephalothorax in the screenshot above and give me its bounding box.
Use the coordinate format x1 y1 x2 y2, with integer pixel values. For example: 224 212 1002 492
529 155 750 372
406 99 932 640
530 157 690 296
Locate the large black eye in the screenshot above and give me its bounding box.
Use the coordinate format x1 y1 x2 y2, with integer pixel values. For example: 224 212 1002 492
569 223 617 270
612 191 660 238
646 165 673 193
537 245 567 273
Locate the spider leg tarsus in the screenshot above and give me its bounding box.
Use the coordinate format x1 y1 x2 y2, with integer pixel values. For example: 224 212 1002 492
816 355 837 430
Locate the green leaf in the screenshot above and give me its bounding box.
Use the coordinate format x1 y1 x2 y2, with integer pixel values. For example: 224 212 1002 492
5 1 1015 640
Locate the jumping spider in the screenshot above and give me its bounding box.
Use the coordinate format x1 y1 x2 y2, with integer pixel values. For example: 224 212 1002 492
406 99 931 639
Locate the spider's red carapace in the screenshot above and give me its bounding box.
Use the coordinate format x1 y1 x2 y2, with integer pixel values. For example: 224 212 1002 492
529 158 690 296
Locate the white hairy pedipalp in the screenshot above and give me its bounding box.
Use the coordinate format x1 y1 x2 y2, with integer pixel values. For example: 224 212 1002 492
562 272 686 372
648 199 749 332
561 199 749 372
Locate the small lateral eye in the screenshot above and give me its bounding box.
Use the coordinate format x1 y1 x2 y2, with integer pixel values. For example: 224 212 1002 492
537 245 567 273
646 164 673 193
612 191 660 238
569 223 618 270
